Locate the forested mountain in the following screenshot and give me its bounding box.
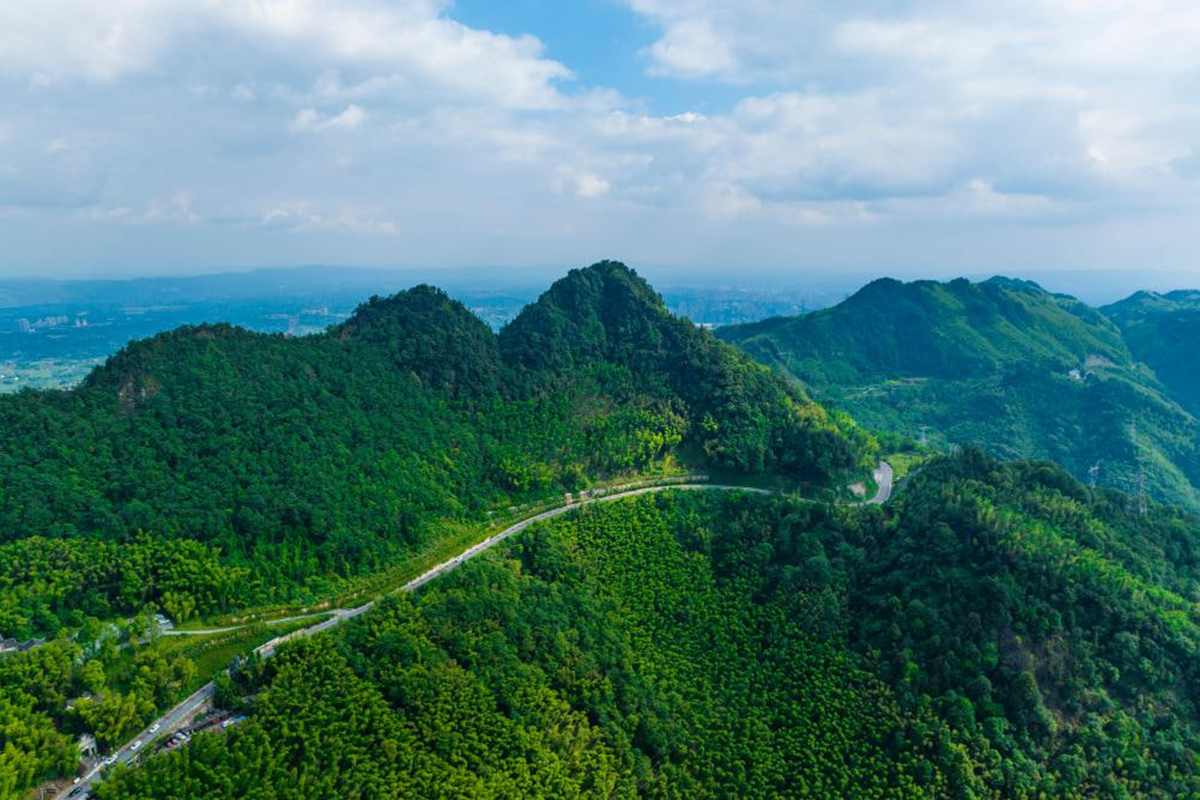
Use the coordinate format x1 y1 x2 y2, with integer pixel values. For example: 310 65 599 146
95 453 1200 799
0 262 882 799
718 277 1200 509
5 263 1198 800
0 261 869 639
1104 290 1200 418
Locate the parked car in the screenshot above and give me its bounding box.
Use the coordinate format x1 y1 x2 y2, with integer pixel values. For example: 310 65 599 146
131 740 143 751
149 723 161 733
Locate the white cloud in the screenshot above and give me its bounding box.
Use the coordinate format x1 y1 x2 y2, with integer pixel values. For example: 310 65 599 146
0 0 571 109
2 0 1200 274
291 104 366 132
555 166 611 199
86 191 202 226
647 19 736 78
261 201 397 234
613 0 1200 213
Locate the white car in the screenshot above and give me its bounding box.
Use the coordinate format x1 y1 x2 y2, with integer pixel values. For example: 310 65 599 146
149 723 161 733
131 740 143 751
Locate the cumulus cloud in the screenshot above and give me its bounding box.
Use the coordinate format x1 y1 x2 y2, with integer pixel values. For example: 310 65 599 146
0 0 571 109
646 19 736 79
622 0 1200 181
1 0 1199 274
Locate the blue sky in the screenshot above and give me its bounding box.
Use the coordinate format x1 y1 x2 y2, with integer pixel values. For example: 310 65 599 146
1 0 1198 279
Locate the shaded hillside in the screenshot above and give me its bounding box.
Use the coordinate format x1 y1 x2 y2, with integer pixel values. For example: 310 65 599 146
719 277 1200 509
1105 290 1200 418
850 451 1200 798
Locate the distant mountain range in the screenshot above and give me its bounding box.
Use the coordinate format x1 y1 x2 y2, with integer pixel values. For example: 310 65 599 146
719 276 1200 509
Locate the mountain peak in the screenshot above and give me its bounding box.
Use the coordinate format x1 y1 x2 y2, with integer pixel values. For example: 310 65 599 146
339 284 500 397
499 261 671 372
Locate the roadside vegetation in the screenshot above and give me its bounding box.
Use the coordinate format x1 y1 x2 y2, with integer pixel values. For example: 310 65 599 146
97 456 1199 798
0 263 875 799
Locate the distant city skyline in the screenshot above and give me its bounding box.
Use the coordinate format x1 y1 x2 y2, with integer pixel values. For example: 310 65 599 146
2 1 1199 278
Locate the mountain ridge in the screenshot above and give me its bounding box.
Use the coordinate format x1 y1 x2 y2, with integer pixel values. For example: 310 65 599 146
718 275 1200 508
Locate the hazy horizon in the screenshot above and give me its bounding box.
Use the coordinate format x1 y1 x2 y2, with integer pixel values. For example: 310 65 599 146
1 261 1196 308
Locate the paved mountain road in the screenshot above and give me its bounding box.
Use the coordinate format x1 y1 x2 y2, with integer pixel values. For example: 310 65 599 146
74 470 894 796
70 481 773 797
869 461 894 505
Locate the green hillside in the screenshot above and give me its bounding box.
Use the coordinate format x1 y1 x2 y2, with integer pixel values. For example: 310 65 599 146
0 261 871 637
95 454 1200 799
0 262 876 800
5 265 1198 800
1105 290 1200 417
719 277 1200 509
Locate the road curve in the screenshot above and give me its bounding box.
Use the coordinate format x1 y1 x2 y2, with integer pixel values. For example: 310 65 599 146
868 461 894 505
73 482 771 797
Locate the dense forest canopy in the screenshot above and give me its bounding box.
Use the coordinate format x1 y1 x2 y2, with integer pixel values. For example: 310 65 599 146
0 260 871 629
2 263 1198 800
95 455 1200 799
718 276 1200 510
0 262 874 799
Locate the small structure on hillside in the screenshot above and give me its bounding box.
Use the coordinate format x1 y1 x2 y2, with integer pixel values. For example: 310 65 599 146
78 734 98 760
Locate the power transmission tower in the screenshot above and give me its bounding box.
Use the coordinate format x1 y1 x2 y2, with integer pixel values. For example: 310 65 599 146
1088 462 1100 488
1125 420 1149 516
1136 465 1149 517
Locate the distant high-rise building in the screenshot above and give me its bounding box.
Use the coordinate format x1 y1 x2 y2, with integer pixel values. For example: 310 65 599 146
17 318 31 333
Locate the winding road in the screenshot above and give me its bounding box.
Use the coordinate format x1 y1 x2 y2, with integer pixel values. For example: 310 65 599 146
73 469 891 797
70 481 770 797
